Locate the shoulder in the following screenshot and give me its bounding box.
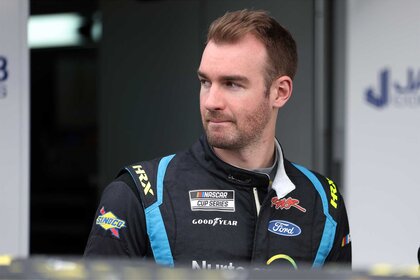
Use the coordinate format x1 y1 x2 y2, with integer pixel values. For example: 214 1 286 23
283 160 351 265
284 160 345 218
98 174 144 215
117 154 183 208
84 174 149 257
285 159 340 192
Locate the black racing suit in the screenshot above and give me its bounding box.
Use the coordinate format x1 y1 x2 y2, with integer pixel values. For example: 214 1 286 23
84 136 351 269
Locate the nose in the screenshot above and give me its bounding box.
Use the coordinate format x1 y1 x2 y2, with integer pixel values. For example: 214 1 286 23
202 85 225 111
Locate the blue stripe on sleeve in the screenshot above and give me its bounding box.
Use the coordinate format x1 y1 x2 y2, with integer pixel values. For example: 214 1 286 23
145 154 175 267
292 163 337 268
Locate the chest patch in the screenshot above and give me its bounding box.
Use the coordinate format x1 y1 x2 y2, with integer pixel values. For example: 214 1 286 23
189 190 235 212
271 196 307 213
268 220 302 237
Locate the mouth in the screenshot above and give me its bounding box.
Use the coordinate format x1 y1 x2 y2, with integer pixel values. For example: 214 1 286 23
206 118 235 127
204 111 233 125
207 119 230 124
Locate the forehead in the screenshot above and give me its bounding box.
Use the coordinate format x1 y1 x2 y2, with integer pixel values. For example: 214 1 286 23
199 34 268 78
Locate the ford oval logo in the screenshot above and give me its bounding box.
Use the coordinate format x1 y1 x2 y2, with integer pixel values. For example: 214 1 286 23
268 220 301 237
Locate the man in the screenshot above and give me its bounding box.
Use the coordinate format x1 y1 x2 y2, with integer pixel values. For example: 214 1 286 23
84 9 351 270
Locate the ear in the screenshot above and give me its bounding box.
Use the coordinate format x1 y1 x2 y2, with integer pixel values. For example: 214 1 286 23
271 75 293 108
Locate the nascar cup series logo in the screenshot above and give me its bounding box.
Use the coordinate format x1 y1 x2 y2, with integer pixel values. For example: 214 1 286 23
189 190 235 212
96 207 126 238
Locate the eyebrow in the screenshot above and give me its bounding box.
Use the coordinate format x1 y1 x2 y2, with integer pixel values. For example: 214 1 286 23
197 70 208 79
197 70 250 84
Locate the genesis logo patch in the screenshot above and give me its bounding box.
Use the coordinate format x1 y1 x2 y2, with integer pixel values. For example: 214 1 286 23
268 220 301 237
189 190 235 212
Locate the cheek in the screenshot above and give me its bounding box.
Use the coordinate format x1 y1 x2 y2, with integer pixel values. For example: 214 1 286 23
234 100 255 118
199 90 207 107
199 97 205 112
199 99 207 120
241 99 270 124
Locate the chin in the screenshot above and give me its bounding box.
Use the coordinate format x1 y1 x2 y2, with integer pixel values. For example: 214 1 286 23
206 133 241 150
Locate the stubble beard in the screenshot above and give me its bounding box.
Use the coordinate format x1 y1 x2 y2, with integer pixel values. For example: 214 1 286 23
203 98 272 150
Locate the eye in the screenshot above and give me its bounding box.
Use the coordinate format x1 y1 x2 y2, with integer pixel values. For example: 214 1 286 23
225 81 241 89
199 79 211 88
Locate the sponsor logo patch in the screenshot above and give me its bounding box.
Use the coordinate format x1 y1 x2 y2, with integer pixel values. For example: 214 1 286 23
266 254 298 270
271 196 306 213
327 178 338 209
131 165 154 196
192 260 244 270
189 190 235 212
341 233 351 247
268 220 301 237
191 217 238 227
96 207 126 238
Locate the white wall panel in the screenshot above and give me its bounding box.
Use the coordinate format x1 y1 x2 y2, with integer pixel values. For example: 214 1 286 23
0 0 29 257
344 0 420 267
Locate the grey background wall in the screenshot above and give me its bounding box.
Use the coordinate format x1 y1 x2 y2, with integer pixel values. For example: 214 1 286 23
99 0 317 187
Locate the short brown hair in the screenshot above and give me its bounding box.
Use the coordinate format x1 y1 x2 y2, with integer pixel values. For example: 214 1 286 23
207 9 298 87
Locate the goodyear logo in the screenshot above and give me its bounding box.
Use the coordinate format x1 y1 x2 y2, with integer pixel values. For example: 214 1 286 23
327 178 338 209
96 207 126 238
132 165 153 196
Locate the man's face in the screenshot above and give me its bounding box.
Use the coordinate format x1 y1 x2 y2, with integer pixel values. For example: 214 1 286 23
198 34 274 150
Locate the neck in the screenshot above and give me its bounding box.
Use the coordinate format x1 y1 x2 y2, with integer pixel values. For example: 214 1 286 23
213 137 276 170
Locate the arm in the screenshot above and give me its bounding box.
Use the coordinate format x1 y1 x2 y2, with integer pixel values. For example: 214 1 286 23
84 174 149 257
325 184 352 266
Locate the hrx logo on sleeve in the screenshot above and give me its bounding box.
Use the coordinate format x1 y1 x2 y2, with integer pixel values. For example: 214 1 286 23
327 178 338 209
132 164 154 196
96 207 126 238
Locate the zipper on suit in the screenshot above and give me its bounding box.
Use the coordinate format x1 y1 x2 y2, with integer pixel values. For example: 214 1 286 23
251 174 271 261
253 187 261 216
250 187 260 262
